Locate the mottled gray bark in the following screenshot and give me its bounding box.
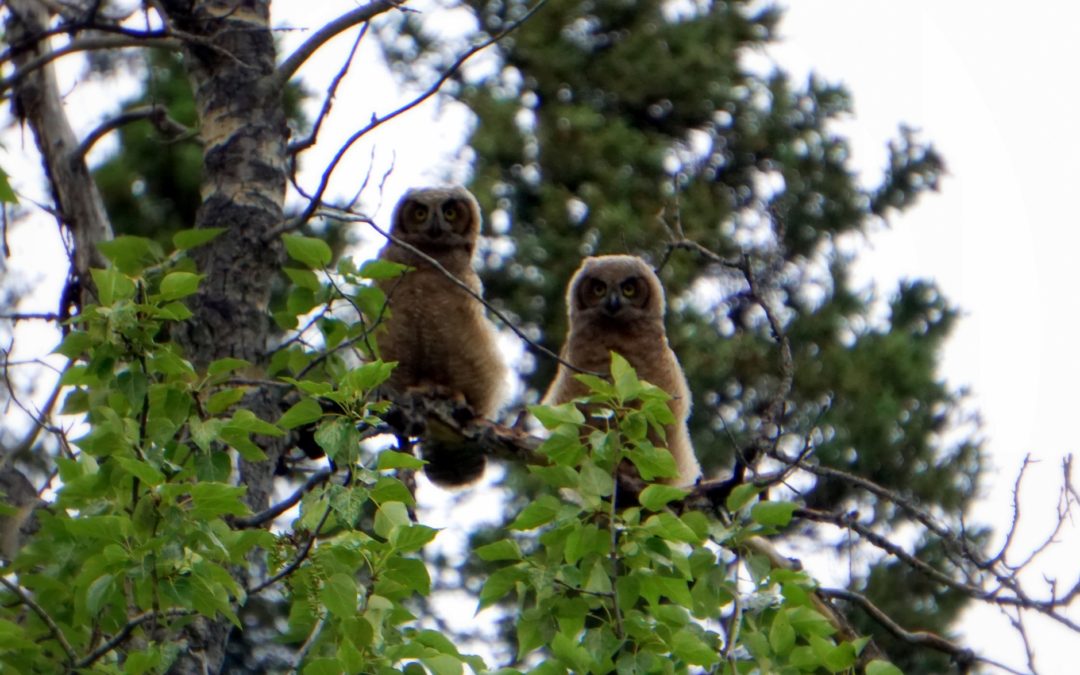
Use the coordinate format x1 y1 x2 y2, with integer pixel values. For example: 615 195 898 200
154 2 288 671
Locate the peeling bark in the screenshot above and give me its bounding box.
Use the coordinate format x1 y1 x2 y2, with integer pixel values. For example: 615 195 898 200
5 0 115 307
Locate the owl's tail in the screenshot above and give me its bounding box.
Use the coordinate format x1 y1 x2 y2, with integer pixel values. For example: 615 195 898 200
420 439 486 486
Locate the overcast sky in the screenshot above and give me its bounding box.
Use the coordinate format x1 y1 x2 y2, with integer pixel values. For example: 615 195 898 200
772 3 1079 672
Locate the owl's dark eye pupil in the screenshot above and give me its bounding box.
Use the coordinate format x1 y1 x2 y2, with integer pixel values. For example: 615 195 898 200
412 205 428 222
442 204 457 220
591 281 607 297
621 281 637 297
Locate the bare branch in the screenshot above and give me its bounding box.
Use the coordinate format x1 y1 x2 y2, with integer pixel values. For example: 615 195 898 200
278 0 549 232
287 23 368 157
6 0 114 294
74 608 197 670
76 104 193 159
233 468 334 529
273 0 401 89
0 34 181 93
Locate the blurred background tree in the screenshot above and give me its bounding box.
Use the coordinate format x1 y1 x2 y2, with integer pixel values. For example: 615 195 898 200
379 1 985 671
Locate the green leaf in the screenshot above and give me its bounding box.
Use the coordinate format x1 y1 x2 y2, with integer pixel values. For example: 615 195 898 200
92 267 136 305
474 539 522 562
610 352 642 401
379 556 431 597
478 566 525 609
114 456 164 487
342 360 396 393
320 573 358 617
625 442 677 481
573 373 615 397
313 417 359 462
227 409 283 437
85 573 115 615
206 357 250 378
865 660 905 675
509 494 561 530
725 483 761 512
283 267 321 291
538 428 585 466
824 641 858 673
769 609 796 656
158 301 194 320
551 631 592 673
529 402 585 429
338 639 364 674
190 417 225 452
790 645 821 670
420 654 463 675
98 236 160 275
789 606 837 638
283 234 332 268
302 659 343 675
0 167 18 203
159 271 203 300
187 482 249 518
277 398 323 430
377 450 425 471
55 330 92 358
578 461 613 498
639 484 689 511
174 228 225 250
751 500 797 528
391 524 439 553
359 258 410 279
669 628 718 667
370 476 415 506
374 501 411 539
206 387 246 415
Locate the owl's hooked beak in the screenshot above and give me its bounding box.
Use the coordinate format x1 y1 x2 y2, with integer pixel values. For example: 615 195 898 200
427 222 446 239
603 291 623 316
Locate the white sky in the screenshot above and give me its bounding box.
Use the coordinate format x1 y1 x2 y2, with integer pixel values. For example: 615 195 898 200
3 1 1078 673
772 3 1080 673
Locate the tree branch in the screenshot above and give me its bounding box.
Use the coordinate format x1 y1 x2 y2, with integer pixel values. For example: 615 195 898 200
0 575 76 665
273 0 401 89
6 0 114 299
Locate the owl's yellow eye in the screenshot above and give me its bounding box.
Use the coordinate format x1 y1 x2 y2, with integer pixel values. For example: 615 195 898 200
589 280 608 297
621 280 638 298
411 204 429 223
442 203 458 221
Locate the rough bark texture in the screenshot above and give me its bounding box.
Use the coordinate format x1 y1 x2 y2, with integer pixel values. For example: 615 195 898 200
154 2 288 671
158 0 287 512
6 0 115 306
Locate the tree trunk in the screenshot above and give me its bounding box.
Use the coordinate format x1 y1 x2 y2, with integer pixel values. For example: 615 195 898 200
6 0 114 309
154 2 288 670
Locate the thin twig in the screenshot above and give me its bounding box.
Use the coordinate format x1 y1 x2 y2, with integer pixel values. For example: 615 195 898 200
0 576 77 664
234 468 334 529
317 208 594 376
74 608 196 669
275 0 549 235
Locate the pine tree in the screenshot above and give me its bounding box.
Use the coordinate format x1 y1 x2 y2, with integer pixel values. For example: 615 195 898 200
383 1 983 670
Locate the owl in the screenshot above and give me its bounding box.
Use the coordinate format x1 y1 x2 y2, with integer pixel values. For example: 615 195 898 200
543 255 701 489
374 186 508 485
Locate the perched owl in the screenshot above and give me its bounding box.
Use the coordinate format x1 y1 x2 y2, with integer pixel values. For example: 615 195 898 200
375 186 507 485
543 255 701 489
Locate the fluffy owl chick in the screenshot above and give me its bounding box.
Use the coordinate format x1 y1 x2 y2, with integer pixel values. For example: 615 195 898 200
375 186 507 486
543 255 701 489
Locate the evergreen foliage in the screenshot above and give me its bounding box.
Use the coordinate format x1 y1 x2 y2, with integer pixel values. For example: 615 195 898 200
382 1 985 670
